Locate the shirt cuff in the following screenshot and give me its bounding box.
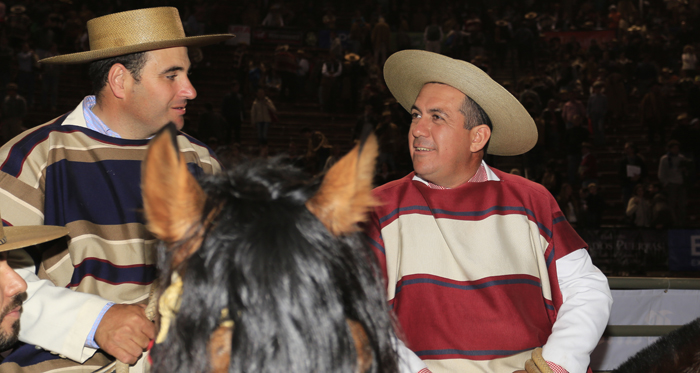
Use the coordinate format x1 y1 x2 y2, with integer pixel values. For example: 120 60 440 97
547 360 570 373
85 302 114 348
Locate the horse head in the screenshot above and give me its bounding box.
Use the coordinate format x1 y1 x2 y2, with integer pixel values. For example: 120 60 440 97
142 124 398 373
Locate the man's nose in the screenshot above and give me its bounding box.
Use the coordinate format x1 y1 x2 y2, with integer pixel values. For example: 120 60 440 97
1 263 27 298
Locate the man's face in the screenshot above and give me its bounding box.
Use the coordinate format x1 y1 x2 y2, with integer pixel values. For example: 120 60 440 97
409 83 477 187
0 252 27 350
124 47 196 137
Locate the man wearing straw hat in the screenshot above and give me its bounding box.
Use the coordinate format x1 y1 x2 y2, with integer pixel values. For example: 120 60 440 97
0 217 68 352
0 7 233 372
365 50 612 373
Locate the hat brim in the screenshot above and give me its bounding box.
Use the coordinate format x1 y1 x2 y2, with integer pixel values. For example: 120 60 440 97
0 225 69 252
39 34 234 64
383 50 537 156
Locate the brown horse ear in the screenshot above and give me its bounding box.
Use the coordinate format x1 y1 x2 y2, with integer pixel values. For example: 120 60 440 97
142 123 206 265
306 132 380 236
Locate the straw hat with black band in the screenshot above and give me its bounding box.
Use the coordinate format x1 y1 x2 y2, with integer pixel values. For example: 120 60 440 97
383 50 537 156
0 213 68 252
39 7 234 65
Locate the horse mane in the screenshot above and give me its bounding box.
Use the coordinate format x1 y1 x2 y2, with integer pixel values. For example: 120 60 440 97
146 125 399 373
613 317 700 373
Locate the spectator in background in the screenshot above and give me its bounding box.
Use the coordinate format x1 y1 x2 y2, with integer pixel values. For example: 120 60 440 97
184 5 206 36
322 8 336 30
39 42 62 112
371 16 391 67
274 44 298 103
301 127 332 174
648 182 675 229
606 71 627 119
232 43 250 91
329 31 343 59
617 141 647 204
640 83 668 145
561 89 587 129
687 75 700 120
262 4 284 27
396 15 412 51
0 37 13 100
6 5 30 49
424 15 443 54
587 81 608 146
297 49 310 98
320 53 342 112
1 83 27 142
581 183 605 228
354 104 378 142
681 44 697 78
513 19 536 70
348 16 369 55
607 5 621 30
263 68 282 95
542 98 565 156
519 80 542 115
565 114 590 185
557 182 581 226
540 159 563 197
658 140 688 227
198 102 228 148
250 88 277 156
16 42 39 108
375 109 401 172
626 183 652 227
222 80 244 145
578 142 598 188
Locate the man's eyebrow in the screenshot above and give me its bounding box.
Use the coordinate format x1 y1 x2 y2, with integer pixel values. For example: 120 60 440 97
427 108 448 117
410 105 421 113
160 66 185 75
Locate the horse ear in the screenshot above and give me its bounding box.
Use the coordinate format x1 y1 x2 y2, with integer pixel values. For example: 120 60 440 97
142 123 206 263
306 132 380 236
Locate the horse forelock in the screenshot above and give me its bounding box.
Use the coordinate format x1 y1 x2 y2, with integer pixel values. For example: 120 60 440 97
151 157 399 373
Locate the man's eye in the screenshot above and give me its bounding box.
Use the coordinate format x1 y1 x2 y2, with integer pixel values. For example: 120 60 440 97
411 112 420 119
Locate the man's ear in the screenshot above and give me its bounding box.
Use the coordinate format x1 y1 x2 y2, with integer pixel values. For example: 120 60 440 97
469 124 491 153
107 63 128 100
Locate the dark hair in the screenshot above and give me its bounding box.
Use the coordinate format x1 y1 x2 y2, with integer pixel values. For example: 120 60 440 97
88 51 148 99
460 94 492 153
151 158 399 373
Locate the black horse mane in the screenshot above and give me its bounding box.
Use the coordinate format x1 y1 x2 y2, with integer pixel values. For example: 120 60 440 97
150 157 400 373
613 317 700 373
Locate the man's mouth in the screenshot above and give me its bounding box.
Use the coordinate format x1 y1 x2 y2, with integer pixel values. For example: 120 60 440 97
414 147 433 152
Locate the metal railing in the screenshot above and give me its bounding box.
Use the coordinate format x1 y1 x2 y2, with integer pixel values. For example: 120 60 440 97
594 277 700 372
602 276 700 337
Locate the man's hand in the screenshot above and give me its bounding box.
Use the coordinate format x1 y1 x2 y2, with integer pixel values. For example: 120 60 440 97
94 304 156 364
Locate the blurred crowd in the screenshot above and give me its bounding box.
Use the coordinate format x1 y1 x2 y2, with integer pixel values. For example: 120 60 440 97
1 0 699 228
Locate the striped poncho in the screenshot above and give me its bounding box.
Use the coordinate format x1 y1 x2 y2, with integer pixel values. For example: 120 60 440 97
0 99 220 371
366 168 586 372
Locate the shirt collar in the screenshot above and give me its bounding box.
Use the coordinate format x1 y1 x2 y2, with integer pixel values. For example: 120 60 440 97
413 160 500 189
82 95 122 138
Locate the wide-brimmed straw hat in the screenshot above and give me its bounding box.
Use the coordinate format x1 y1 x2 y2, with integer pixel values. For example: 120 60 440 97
40 7 234 64
383 50 537 156
345 52 360 62
0 214 69 252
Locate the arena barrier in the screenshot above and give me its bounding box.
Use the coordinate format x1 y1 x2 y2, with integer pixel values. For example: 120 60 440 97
590 277 700 371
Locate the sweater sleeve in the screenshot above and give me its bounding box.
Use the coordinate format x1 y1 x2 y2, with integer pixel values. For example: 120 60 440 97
542 249 612 373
